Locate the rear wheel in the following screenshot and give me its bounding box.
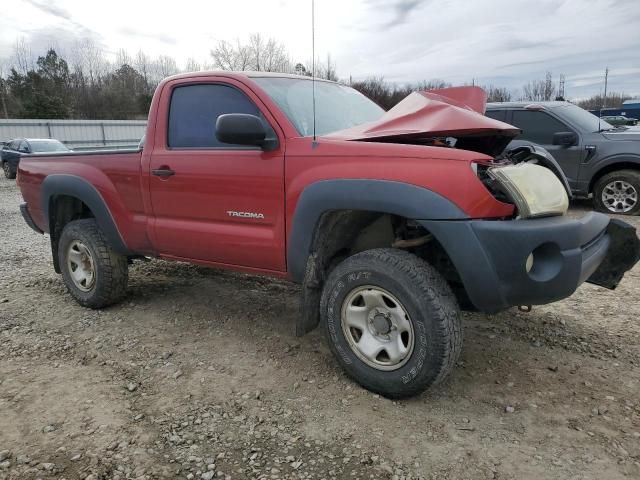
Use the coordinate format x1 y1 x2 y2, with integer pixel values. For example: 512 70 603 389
593 170 640 215
320 248 462 398
2 162 16 179
58 219 128 308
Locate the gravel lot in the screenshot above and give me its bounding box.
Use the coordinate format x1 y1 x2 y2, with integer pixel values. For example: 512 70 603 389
1 177 639 480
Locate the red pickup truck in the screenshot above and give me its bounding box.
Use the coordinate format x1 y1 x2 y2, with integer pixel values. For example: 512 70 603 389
16 72 639 398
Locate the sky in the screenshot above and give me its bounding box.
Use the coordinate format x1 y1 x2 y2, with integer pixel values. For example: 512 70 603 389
0 0 638 99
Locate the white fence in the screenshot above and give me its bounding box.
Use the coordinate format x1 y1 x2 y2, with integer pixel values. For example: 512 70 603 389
0 119 147 150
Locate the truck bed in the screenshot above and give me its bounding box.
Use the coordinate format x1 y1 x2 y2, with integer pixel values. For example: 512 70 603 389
18 148 147 251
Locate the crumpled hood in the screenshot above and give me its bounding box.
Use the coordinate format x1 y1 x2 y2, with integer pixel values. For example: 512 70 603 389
326 86 520 142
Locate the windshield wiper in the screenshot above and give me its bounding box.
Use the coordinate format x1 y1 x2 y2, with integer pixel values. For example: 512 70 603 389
599 126 628 132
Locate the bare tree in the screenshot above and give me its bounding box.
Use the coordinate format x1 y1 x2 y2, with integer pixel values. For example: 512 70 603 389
134 50 151 86
70 38 106 85
351 77 391 107
483 85 513 102
304 54 337 80
351 77 454 110
12 37 34 75
249 33 265 71
154 55 179 80
322 54 337 81
543 71 555 101
234 40 252 70
115 48 132 67
85 39 106 85
414 79 450 90
185 57 201 72
522 80 542 101
211 34 293 73
576 92 631 110
261 38 291 72
211 39 252 71
522 72 556 101
211 41 237 70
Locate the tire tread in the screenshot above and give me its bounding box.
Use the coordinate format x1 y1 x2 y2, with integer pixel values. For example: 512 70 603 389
321 248 462 398
59 219 128 308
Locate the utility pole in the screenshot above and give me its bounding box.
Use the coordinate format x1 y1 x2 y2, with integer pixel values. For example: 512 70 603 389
603 67 609 109
558 74 565 100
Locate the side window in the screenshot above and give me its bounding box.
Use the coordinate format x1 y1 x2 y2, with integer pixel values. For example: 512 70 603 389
9 140 20 150
168 84 261 148
511 110 571 144
486 109 506 122
18 141 29 153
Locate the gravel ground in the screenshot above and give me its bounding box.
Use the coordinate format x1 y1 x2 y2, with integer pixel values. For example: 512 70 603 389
0 177 639 480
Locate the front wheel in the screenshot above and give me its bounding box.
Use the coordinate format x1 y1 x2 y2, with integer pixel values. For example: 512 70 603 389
320 248 462 399
58 219 128 308
593 170 640 215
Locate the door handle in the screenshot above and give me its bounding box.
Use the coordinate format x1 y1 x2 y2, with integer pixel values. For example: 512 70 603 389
152 168 175 177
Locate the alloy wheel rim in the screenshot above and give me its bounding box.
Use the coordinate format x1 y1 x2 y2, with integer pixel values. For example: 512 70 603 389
67 240 96 292
602 180 638 213
340 285 415 371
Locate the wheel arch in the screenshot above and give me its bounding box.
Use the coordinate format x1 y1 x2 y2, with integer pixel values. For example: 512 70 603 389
42 175 131 272
288 179 467 282
588 157 640 193
288 179 467 336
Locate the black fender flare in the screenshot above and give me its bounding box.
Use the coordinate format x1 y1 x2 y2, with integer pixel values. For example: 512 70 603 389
287 179 467 283
589 154 640 191
288 179 467 336
41 174 131 255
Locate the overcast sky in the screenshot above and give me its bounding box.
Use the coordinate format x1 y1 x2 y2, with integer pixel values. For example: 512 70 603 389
0 0 638 98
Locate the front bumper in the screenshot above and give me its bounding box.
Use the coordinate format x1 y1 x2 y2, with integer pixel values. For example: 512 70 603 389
420 212 640 313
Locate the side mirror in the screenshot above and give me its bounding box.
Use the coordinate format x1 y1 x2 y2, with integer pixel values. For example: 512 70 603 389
216 114 267 148
552 131 577 147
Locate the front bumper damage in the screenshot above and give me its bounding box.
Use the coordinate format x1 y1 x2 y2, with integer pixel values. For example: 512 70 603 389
587 218 640 289
420 212 640 313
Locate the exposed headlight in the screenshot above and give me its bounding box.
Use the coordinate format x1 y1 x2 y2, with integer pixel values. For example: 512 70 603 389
487 163 569 218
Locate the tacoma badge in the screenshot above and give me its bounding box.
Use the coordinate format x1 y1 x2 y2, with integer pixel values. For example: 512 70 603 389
226 211 265 219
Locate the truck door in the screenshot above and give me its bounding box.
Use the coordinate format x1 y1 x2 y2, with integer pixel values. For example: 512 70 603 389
147 79 286 272
509 109 584 189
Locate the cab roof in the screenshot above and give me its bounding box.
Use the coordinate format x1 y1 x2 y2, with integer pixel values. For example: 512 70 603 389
164 70 338 84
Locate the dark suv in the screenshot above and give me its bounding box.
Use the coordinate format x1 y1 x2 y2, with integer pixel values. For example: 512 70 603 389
486 102 640 215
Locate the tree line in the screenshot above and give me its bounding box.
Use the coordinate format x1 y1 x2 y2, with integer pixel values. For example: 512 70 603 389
0 35 632 120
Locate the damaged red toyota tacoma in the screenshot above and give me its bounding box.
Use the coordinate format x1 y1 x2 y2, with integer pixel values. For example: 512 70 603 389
16 73 640 398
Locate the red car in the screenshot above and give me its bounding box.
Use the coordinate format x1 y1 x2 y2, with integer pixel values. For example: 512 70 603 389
16 72 639 398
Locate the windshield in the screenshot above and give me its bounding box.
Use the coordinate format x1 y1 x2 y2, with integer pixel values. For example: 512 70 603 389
551 104 615 132
29 140 69 152
253 77 385 136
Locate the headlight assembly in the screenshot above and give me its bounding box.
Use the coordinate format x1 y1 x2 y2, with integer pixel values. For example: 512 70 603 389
487 162 569 218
